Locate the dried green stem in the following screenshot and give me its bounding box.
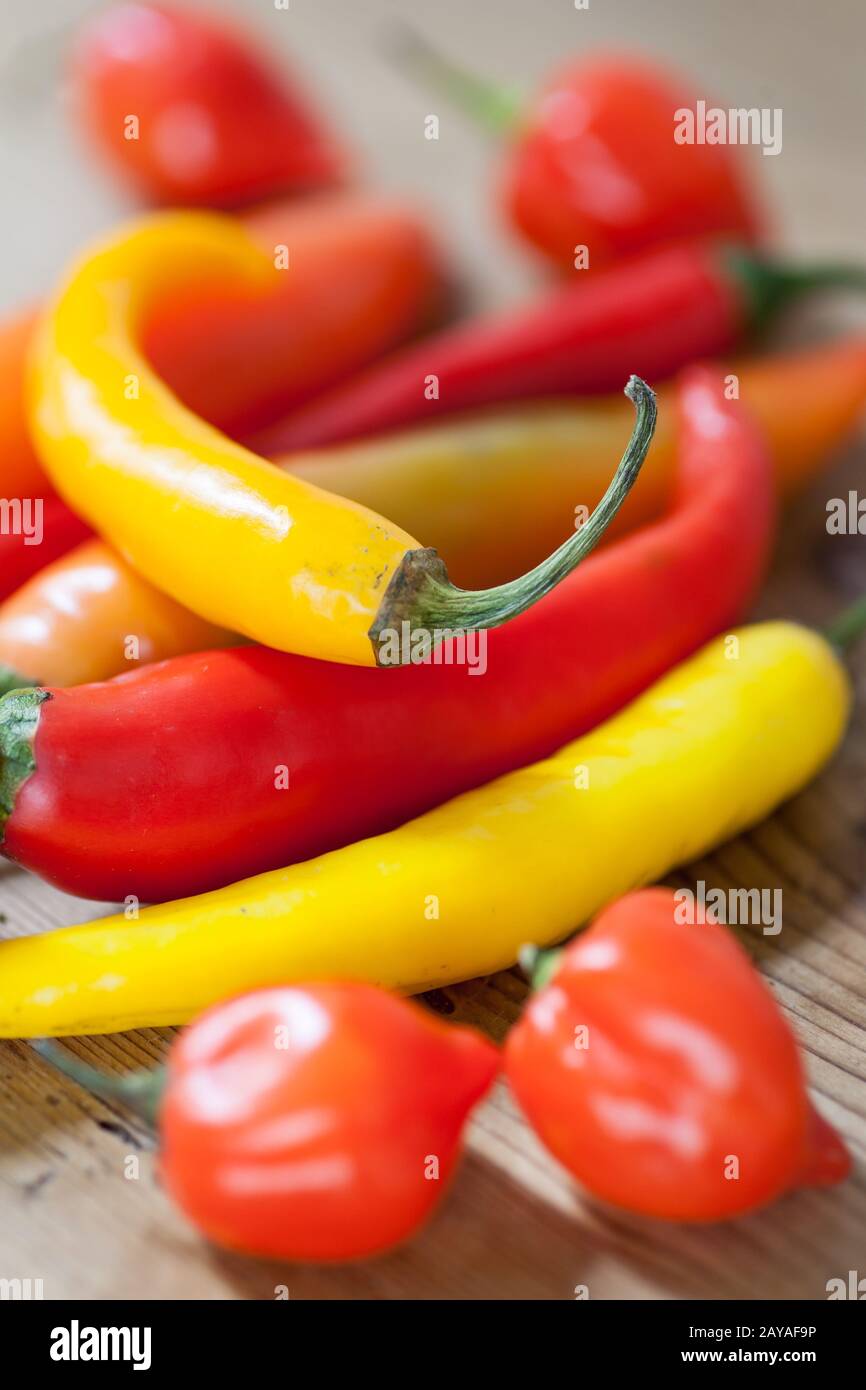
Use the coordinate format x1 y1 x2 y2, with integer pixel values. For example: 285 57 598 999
369 375 656 660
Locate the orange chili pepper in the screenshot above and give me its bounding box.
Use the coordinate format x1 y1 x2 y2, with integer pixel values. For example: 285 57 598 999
0 539 232 693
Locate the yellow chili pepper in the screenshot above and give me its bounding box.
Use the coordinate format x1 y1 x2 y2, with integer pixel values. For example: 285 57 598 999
27 213 654 666
0 621 847 1037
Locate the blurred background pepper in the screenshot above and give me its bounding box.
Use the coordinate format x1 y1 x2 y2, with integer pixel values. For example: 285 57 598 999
255 242 866 453
71 2 347 205
394 30 766 271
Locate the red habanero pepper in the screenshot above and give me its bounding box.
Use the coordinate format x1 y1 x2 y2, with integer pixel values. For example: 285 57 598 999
506 889 851 1221
37 985 499 1261
255 241 866 452
71 3 345 206
0 367 773 902
395 33 764 272
503 57 766 271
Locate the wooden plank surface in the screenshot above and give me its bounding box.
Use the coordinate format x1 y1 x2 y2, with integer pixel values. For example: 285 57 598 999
1 0 865 1300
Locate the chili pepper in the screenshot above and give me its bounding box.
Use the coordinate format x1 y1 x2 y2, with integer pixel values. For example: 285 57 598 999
287 337 866 587
145 193 444 437
1 194 442 591
394 30 763 271
0 496 91 606
72 3 345 205
28 216 654 666
1 368 770 901
3 337 861 683
0 538 233 695
2 614 848 1039
36 984 498 1260
506 890 850 1221
255 241 866 452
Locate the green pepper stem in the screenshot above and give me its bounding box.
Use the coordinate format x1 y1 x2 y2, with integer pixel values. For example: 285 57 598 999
725 247 866 333
518 944 564 993
369 375 657 659
0 687 48 837
825 594 866 652
387 22 523 132
32 1039 165 1128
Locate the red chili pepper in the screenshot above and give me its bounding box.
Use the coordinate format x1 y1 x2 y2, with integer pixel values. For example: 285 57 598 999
0 368 773 902
71 3 345 205
505 889 850 1221
256 242 865 453
37 984 499 1261
394 31 763 271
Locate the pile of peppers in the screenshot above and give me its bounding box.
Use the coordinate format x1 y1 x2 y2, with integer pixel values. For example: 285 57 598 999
1 2 865 1264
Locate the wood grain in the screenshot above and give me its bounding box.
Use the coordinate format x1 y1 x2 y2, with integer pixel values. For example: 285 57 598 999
1 0 865 1299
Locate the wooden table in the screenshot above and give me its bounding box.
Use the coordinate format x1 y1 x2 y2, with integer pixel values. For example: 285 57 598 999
1 0 865 1300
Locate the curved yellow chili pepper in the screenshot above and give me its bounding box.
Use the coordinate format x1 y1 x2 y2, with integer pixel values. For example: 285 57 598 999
0 621 847 1037
27 214 655 666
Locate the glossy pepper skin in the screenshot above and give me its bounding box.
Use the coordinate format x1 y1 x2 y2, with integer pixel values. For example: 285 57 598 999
506 890 850 1221
160 986 498 1261
1 194 442 592
37 984 499 1261
2 370 771 901
256 241 863 453
28 213 649 666
71 3 345 205
504 56 763 271
0 621 849 1037
0 496 91 605
0 538 233 694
